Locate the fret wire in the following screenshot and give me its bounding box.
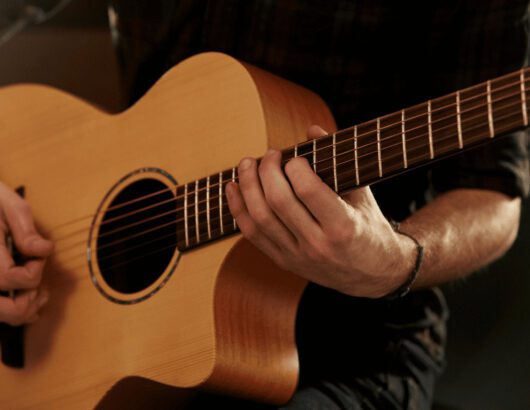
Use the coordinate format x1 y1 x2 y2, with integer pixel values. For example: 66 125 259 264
427 100 434 159
330 74 525 143
206 176 211 239
314 109 524 187
521 69 528 126
54 85 530 252
194 180 200 244
117 96 519 232
59 76 530 229
171 104 522 236
329 77 527 145
332 132 338 192
487 80 495 138
401 109 408 168
121 96 530 230
184 99 530 218
67 82 530 235
456 91 464 148
102 111 521 262
312 139 317 172
294 144 298 157
111 82 530 219
376 118 383 177
329 114 525 193
184 184 189 247
93 110 526 254
311 85 527 168
354 125 360 185
331 110 524 186
232 167 237 229
218 172 224 234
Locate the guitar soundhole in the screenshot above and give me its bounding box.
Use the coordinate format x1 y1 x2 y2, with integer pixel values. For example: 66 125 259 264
96 178 177 295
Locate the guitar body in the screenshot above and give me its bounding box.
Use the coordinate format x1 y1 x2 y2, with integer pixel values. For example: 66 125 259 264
0 53 336 408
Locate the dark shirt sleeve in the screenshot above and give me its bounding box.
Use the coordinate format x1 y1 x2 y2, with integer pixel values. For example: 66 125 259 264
429 1 530 198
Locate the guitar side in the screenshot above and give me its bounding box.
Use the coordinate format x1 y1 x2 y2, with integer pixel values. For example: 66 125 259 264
0 52 335 408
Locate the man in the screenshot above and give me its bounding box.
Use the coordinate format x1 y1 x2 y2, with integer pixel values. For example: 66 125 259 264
2 0 529 408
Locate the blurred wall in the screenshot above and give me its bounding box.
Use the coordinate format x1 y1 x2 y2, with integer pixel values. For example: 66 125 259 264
0 0 122 111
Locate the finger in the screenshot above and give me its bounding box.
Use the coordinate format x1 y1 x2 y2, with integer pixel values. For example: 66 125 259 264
0 234 15 280
225 182 286 262
236 157 297 249
285 156 352 229
259 149 322 241
0 259 46 291
0 183 53 258
0 288 48 326
306 125 328 140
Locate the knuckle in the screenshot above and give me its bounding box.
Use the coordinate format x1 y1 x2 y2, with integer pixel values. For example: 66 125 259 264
250 208 271 227
304 243 327 263
25 269 42 288
294 181 315 199
258 157 270 177
240 221 259 241
328 222 356 245
267 192 286 211
330 227 353 245
284 158 301 179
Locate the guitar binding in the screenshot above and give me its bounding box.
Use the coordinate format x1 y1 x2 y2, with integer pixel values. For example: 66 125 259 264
87 167 181 305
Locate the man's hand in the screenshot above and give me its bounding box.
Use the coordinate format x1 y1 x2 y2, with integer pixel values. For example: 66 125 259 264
0 182 53 325
226 125 417 298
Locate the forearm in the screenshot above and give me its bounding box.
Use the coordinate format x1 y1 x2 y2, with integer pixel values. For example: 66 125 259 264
399 188 521 289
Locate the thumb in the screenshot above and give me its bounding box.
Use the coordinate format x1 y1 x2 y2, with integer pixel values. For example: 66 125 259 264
306 125 328 140
343 185 378 210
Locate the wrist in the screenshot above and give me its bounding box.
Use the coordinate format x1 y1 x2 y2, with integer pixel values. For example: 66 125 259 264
383 222 424 299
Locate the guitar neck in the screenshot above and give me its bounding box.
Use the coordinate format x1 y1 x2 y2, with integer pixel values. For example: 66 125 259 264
177 67 529 251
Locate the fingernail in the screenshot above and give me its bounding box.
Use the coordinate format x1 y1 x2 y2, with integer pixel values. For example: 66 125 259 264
239 158 252 171
266 148 277 156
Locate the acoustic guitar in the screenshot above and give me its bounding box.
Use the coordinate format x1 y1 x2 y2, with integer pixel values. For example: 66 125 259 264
0 52 527 409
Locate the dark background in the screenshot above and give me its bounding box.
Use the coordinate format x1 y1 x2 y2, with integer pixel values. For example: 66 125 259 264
0 1 528 408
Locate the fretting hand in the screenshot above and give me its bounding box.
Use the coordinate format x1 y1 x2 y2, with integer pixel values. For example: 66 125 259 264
226 125 417 298
0 182 53 325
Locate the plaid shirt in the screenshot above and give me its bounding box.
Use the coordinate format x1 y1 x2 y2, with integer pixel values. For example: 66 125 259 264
110 1 529 406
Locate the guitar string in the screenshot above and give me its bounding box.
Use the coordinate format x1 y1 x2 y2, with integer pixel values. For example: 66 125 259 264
51 110 524 264
51 107 513 255
88 103 525 248
51 98 525 248
48 86 529 238
50 76 530 231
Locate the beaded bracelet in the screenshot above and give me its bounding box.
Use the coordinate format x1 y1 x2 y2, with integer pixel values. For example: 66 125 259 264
383 220 424 300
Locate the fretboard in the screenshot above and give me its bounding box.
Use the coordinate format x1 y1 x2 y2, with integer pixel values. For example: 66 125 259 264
176 68 530 251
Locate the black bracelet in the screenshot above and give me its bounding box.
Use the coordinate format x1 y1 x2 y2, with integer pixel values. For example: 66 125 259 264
382 220 424 300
